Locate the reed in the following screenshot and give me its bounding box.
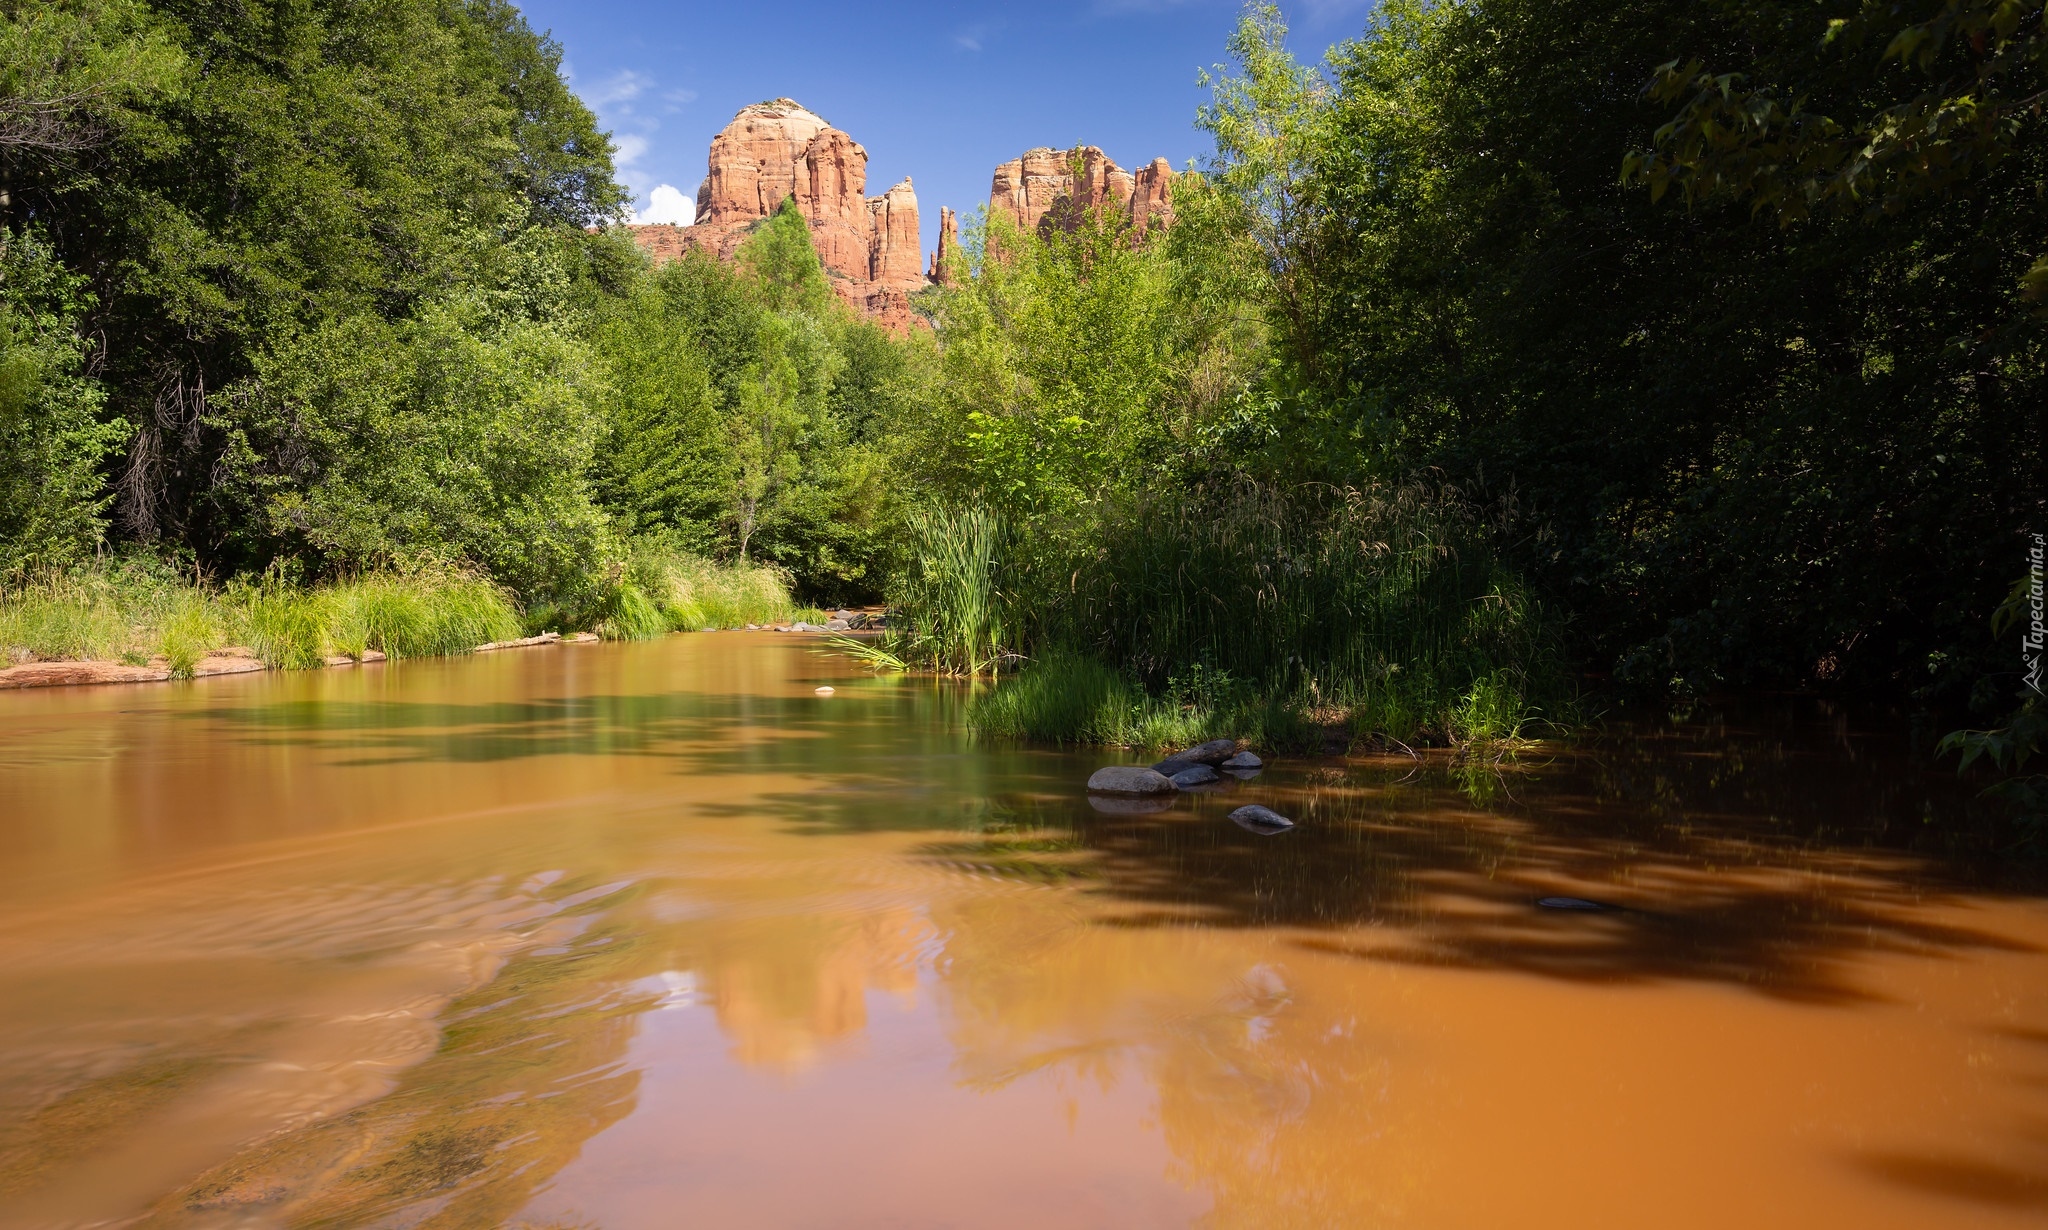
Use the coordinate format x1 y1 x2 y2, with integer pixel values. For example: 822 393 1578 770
883 505 1011 676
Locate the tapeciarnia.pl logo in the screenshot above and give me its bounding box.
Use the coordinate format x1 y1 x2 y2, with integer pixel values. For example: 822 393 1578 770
2027 533 2045 696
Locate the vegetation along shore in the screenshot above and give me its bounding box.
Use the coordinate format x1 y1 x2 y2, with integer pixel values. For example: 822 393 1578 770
2 1 2041 821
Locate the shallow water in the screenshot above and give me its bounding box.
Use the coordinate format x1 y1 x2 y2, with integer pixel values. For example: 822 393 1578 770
0 636 2044 1228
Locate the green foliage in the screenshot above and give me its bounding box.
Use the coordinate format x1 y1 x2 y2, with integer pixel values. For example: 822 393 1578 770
229 269 614 605
0 230 122 580
0 555 522 670
0 554 189 662
23 0 625 564
315 571 522 659
0 0 183 162
1626 0 2046 226
1199 0 2044 699
967 650 1330 753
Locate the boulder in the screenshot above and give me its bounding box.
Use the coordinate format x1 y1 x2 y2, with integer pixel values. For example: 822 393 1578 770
1169 764 1222 788
825 618 851 631
1151 739 1238 776
1087 765 1179 795
1228 804 1295 834
1220 751 1263 770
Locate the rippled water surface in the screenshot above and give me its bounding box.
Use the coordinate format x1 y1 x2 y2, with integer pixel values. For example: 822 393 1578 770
2 635 2046 1228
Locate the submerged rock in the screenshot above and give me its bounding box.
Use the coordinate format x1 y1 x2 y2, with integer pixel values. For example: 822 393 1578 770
1228 804 1294 834
1220 751 1263 770
1169 764 1222 788
1087 794 1176 816
1087 765 1179 795
1152 739 1238 777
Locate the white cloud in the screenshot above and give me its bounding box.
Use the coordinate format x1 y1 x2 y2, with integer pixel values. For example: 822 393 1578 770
953 19 999 51
612 132 649 168
587 69 654 107
632 184 694 226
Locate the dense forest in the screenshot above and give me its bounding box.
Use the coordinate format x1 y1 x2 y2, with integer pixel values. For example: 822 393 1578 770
2 0 2042 774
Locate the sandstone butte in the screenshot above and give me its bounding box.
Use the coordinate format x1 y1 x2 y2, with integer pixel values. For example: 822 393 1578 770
621 99 926 330
619 100 1176 321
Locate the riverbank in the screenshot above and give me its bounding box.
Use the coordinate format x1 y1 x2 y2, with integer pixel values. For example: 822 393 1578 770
0 552 810 691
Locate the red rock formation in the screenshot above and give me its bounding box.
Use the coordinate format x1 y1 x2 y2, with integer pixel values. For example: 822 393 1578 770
623 99 927 330
927 206 959 284
986 145 1175 237
867 177 921 284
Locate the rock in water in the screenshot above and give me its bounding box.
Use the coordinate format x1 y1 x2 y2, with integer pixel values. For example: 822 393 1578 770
825 618 850 631
1087 766 1179 796
1169 765 1222 787
1152 739 1240 776
1536 896 1615 912
1220 751 1263 770
1228 805 1294 834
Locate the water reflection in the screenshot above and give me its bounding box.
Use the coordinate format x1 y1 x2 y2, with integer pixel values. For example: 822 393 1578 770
0 639 2044 1228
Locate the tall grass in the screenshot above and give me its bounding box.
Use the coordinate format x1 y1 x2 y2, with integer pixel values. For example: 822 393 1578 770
953 481 1568 749
0 556 221 671
966 650 1326 753
882 506 1010 675
1 557 523 671
598 537 796 638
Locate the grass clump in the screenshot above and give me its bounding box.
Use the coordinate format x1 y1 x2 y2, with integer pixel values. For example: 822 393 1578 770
0 556 218 665
2 556 524 671
967 651 1331 754
599 535 797 636
968 651 1137 745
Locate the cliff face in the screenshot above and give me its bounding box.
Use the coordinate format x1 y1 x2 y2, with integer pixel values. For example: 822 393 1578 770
989 146 1175 238
620 108 1180 325
625 99 925 329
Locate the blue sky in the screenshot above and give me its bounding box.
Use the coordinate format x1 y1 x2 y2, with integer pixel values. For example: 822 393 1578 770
516 0 1376 258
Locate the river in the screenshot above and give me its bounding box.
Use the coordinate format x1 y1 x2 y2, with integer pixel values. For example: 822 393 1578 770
0 635 2043 1228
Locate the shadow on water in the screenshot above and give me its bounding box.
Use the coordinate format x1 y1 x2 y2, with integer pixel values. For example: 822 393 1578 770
890 700 2045 1006
190 676 2044 1008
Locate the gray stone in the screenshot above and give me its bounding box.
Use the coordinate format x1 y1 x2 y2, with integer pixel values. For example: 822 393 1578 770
1087 765 1179 795
825 618 851 631
1220 751 1263 770
1151 738 1239 776
1169 764 1221 787
1228 804 1295 834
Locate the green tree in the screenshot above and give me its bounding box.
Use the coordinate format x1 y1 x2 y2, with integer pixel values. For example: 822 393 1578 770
1203 0 2043 698
0 228 123 578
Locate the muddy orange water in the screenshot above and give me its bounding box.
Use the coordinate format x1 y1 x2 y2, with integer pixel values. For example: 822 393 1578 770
1 637 2045 1228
